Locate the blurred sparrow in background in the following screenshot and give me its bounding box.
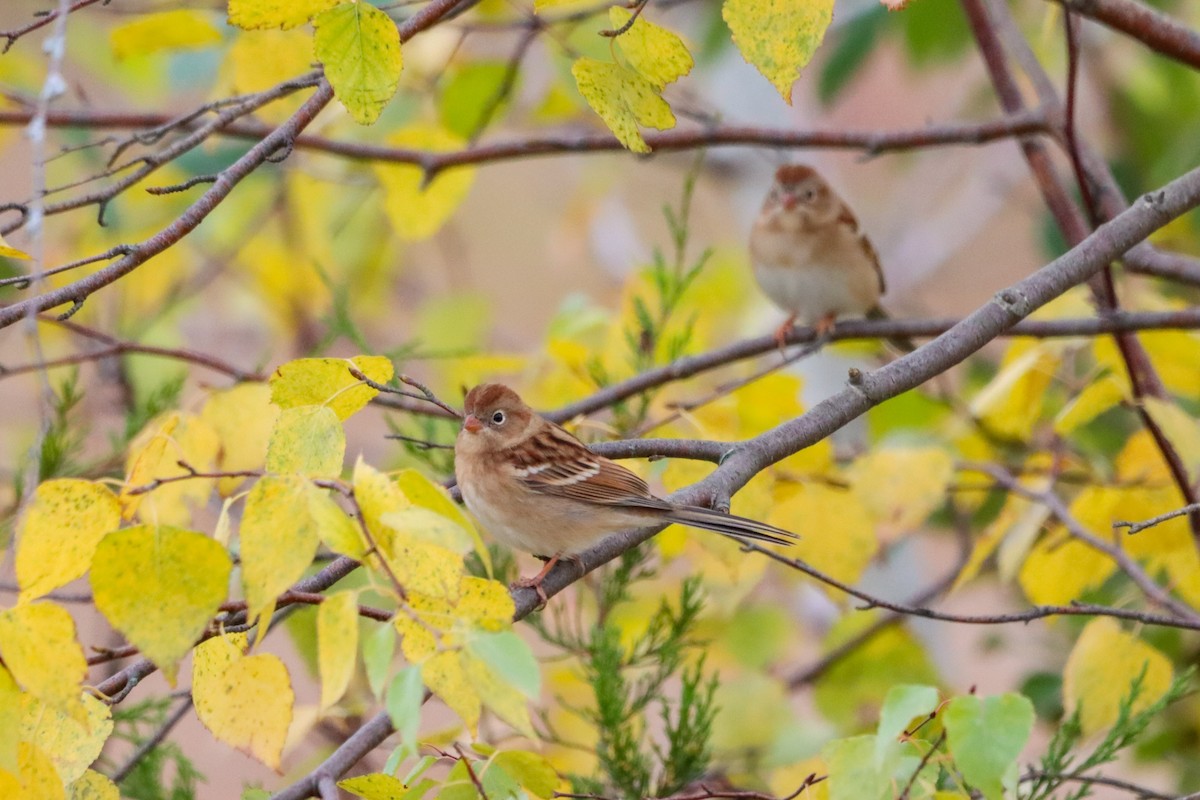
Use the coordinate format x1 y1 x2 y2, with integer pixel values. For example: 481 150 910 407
454 383 797 599
750 164 911 351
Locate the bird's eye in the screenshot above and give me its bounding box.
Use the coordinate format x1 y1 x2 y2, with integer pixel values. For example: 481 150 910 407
802 188 817 202
491 410 506 425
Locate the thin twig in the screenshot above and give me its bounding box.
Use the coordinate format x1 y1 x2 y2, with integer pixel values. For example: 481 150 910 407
1115 503 1200 536
109 696 194 784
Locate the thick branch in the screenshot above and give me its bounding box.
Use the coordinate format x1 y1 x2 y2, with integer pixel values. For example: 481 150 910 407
1052 0 1200 70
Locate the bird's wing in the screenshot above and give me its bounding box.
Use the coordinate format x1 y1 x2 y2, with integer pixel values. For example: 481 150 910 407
509 425 670 511
837 205 886 295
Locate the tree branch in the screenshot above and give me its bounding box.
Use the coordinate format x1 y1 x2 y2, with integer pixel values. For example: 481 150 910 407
1050 0 1200 70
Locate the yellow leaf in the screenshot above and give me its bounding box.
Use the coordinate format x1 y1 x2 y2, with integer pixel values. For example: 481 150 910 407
67 770 118 800
14 743 65 800
110 10 221 59
308 487 368 559
193 633 294 770
394 609 438 663
571 58 674 153
609 7 694 89
423 650 481 733
379 507 475 553
769 483 877 587
1053 374 1128 435
1063 618 1172 736
769 757 827 800
455 576 515 630
19 693 112 786
314 2 403 125
200 383 279 495
354 459 411 529
463 651 533 737
91 525 231 685
227 29 314 123
722 0 833 102
0 603 85 717
1096 331 1200 399
339 773 412 799
969 341 1062 441
0 667 18 774
241 476 322 625
1142 397 1200 480
1018 529 1115 606
395 469 491 571
373 125 475 240
265 406 346 478
318 590 360 710
848 446 954 533
379 531 464 601
120 412 221 526
15 480 119 603
270 356 394 420
228 0 340 29
0 231 30 260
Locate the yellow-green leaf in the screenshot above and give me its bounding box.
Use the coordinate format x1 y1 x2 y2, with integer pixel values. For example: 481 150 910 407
0 231 30 260
1063 618 1172 736
120 412 220 526
67 770 119 800
373 125 476 240
110 10 222 59
200 383 279 495
13 743 65 800
969 342 1062 442
19 693 112 786
464 651 533 737
722 0 833 102
1018 529 1115 607
0 667 18 774
270 356 394 420
423 650 481 733
1053 374 1127 435
91 525 232 685
318 590 360 710
265 405 346 478
492 751 558 798
241 476 322 625
314 2 402 125
0 603 86 716
193 632 294 770
15 479 119 603
338 773 412 800
609 7 693 89
769 483 877 587
571 57 674 153
396 469 491 574
848 446 954 533
308 487 368 559
228 0 340 30
1142 397 1200 480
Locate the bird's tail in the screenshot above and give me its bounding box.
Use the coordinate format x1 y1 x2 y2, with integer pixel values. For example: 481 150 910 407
866 305 917 353
661 505 798 547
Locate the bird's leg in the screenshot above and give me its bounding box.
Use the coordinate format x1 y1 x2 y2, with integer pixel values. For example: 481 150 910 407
813 312 837 347
513 553 563 608
773 313 797 354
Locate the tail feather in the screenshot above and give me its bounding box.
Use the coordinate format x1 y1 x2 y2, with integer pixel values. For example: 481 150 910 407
662 505 798 547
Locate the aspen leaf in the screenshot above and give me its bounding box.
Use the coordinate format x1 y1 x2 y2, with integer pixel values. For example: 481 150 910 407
943 694 1033 800
849 446 953 532
0 667 18 773
874 685 938 769
91 525 232 685
15 479 119 603
67 770 118 800
722 0 834 103
241 476 322 625
1096 331 1200 399
468 631 538 697
314 1 403 125
1018 529 1115 607
1063 618 1172 736
193 632 294 770
318 590 360 710
822 735 892 800
1053 374 1127 435
492 751 558 798
571 58 674 153
228 0 340 29
394 609 438 663
13 743 65 800
338 773 412 800
270 356 394 420
266 405 345 478
769 483 876 586
19 693 112 786
385 665 425 746
969 342 1061 441
308 487 367 558
609 7 694 89
0 231 31 260
1141 397 1200 479
395 469 490 569
464 651 534 736
439 61 512 138
0 603 86 717
228 29 314 123
110 10 221 59
373 125 476 240
423 650 481 734
121 412 221 526
455 576 515 630
200 383 279 495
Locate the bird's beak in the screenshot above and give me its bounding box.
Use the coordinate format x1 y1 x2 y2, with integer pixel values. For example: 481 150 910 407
463 414 483 434
781 193 798 211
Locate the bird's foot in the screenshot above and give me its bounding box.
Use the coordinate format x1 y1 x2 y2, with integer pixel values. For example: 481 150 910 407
512 552 563 609
773 314 798 355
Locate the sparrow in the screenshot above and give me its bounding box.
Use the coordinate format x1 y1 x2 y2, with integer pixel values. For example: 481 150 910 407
454 383 797 598
750 164 909 350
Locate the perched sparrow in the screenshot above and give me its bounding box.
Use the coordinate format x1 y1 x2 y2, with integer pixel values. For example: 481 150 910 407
750 165 909 350
454 383 797 597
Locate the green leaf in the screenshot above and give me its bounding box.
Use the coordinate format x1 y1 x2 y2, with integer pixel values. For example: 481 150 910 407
823 735 889 800
439 61 512 138
468 631 540 698
385 666 425 746
314 2 403 125
875 685 938 768
363 622 396 698
943 694 1034 800
492 750 558 797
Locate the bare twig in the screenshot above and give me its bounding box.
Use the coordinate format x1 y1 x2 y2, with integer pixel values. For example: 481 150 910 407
109 696 194 784
0 0 107 53
1115 503 1200 536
